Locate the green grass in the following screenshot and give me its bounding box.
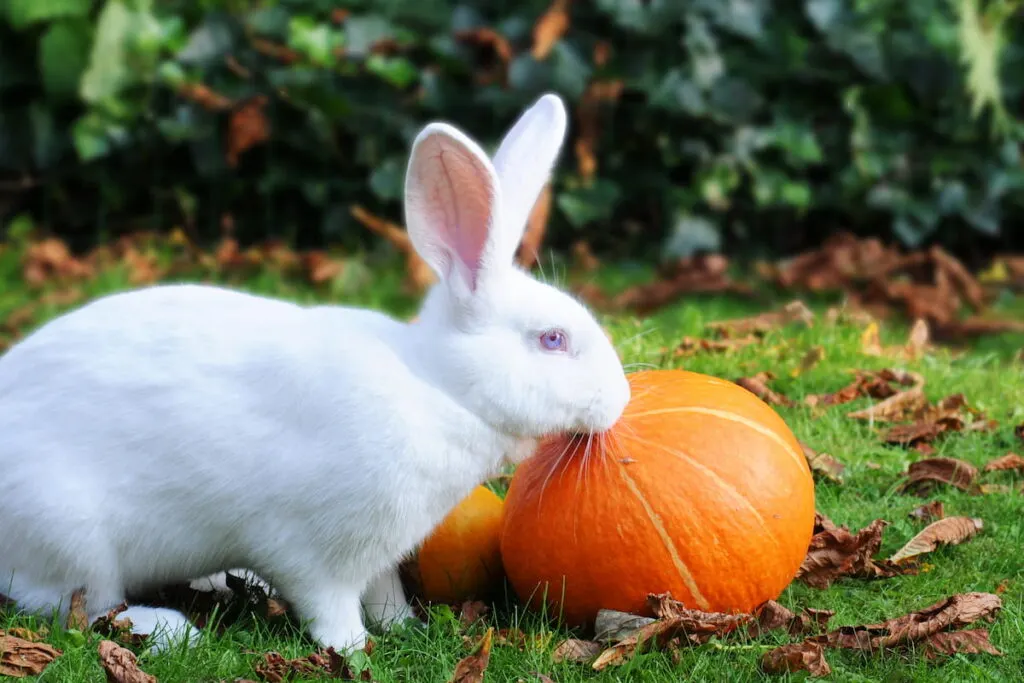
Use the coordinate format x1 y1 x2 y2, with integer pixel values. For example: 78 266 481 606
1 243 1023 682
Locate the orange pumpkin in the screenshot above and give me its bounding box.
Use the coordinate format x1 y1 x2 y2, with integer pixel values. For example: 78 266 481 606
500 369 815 628
416 485 506 604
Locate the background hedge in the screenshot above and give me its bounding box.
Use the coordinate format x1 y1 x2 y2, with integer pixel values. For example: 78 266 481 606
2 0 1023 266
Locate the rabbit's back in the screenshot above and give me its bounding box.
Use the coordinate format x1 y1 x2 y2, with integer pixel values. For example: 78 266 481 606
0 284 440 598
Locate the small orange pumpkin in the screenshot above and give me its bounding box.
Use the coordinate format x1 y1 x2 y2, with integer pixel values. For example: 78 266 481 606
415 485 506 604
500 369 815 628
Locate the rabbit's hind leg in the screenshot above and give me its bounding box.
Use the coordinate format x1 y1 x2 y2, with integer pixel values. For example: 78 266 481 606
114 605 202 653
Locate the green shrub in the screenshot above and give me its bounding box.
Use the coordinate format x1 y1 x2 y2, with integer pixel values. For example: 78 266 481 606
1 0 1023 262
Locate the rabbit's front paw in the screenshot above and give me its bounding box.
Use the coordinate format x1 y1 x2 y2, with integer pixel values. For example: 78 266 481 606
289 581 369 654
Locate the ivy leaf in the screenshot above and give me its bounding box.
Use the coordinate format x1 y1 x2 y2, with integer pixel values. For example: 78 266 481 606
39 19 93 102
5 0 91 30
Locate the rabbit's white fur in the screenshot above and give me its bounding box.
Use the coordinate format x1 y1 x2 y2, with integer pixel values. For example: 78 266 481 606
0 94 630 653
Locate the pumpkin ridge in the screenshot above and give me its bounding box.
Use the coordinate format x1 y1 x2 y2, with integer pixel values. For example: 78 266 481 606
626 406 805 473
616 431 785 554
617 464 711 610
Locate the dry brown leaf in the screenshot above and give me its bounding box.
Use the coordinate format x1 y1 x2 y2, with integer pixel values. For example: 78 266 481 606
226 95 270 167
707 300 815 337
923 629 1002 658
254 648 359 682
796 518 906 589
0 631 62 678
551 638 601 664
301 251 344 285
574 79 623 182
760 641 832 677
908 501 945 523
67 588 88 631
97 640 156 683
605 254 746 316
453 29 512 86
350 205 436 292
571 241 600 272
983 453 1024 472
673 334 759 357
749 601 834 638
176 82 233 110
819 592 1001 652
905 318 930 357
531 0 570 60
735 372 794 408
846 374 926 422
889 516 983 564
459 600 490 627
898 457 978 495
516 183 552 269
799 441 845 483
22 237 93 287
450 628 493 683
591 594 750 670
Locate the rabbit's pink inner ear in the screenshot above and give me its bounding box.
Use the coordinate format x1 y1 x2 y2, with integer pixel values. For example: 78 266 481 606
413 137 496 290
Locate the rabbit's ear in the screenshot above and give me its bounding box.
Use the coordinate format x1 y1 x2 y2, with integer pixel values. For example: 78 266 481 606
490 93 568 263
405 123 503 294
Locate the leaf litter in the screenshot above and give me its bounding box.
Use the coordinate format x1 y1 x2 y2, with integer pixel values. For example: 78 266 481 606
795 515 907 589
762 592 1003 676
889 517 984 564
0 631 62 678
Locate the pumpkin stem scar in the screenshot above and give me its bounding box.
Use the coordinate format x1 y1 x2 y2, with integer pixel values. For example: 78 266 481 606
616 465 711 610
625 406 806 474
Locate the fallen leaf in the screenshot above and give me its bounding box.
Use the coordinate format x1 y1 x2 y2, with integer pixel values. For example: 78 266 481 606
673 334 759 356
573 79 623 183
605 254 748 316
760 641 832 677
591 595 751 670
516 183 552 270
796 518 905 589
898 457 978 496
551 638 601 664
983 453 1024 472
450 628 493 683
0 631 62 677
459 601 490 627
254 648 359 682
889 517 984 564
571 241 600 272
350 205 435 292
67 588 88 631
977 483 1013 495
97 640 156 683
846 372 926 422
799 441 845 483
453 28 512 86
995 579 1011 594
593 610 655 644
820 592 1001 652
791 345 825 376
908 501 945 522
736 372 794 407
226 95 270 167
531 0 570 60
923 629 1002 658
749 601 834 638
706 300 814 337
905 318 931 357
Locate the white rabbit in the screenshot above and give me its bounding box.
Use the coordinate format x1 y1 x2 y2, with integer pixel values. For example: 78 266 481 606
0 93 630 654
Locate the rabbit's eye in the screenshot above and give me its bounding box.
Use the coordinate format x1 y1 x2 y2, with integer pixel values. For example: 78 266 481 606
539 329 568 352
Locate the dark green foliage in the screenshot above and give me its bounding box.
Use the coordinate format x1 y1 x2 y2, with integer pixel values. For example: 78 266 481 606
2 0 1023 261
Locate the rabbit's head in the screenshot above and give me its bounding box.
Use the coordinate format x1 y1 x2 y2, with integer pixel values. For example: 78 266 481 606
405 93 630 444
